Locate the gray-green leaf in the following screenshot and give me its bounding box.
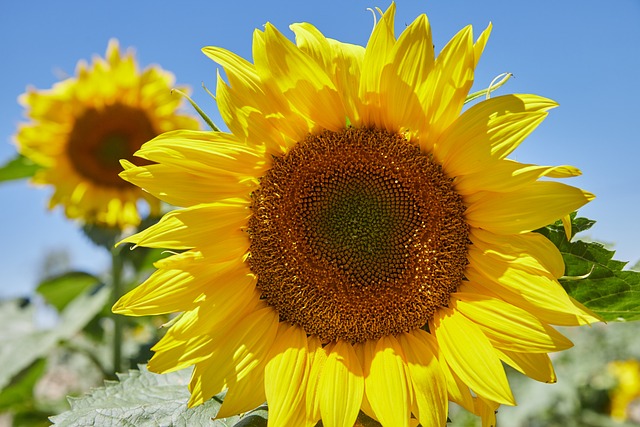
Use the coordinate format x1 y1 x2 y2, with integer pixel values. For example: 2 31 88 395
50 366 268 427
0 286 110 391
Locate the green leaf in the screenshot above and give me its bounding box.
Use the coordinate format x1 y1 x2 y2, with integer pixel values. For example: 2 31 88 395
50 366 267 427
0 286 110 392
0 154 42 182
0 358 47 411
36 271 102 312
537 215 640 321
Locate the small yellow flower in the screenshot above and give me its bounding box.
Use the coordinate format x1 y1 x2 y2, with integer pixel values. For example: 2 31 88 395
114 4 599 426
15 39 199 228
609 360 640 422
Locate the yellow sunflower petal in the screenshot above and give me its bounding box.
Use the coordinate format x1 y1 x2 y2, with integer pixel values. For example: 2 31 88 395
290 22 366 126
397 330 448 427
431 307 515 405
148 327 214 374
495 348 557 383
215 356 267 419
363 336 412 427
464 268 596 326
465 181 594 234
119 201 249 250
453 292 574 353
305 335 327 425
470 228 566 279
454 159 581 195
379 13 433 132
434 93 556 174
358 4 396 129
264 323 309 427
254 23 345 132
112 258 242 315
437 348 475 412
474 397 500 427
318 340 364 427
203 45 309 147
418 24 475 144
187 306 279 407
132 130 266 178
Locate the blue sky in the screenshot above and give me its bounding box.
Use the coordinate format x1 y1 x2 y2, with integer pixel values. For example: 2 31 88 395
1 0 639 297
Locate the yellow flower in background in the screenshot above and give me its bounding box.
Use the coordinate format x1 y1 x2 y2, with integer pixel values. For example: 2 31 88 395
114 4 599 426
15 39 200 228
609 360 640 422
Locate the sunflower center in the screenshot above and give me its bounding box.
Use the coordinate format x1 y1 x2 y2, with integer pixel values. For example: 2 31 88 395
67 103 156 188
248 128 469 343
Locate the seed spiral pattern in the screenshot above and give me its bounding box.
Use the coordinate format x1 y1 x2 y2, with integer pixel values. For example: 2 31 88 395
248 127 469 343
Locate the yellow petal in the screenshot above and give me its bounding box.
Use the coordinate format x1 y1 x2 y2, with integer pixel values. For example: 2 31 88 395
473 23 492 67
418 25 474 145
453 292 574 353
464 268 596 326
305 335 327 425
431 307 515 405
148 326 214 374
363 336 411 427
265 323 309 427
495 349 557 384
561 214 573 241
471 227 566 279
133 130 266 178
465 181 594 234
397 330 448 427
216 357 267 418
436 346 474 412
187 306 279 407
454 159 581 195
203 45 308 146
474 397 499 427
378 13 433 132
318 340 364 427
434 94 556 175
254 23 345 132
119 201 249 251
112 257 249 316
168 286 262 341
357 4 397 128
120 160 257 208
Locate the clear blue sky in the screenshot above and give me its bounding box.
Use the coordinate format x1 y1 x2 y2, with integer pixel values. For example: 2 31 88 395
1 0 639 297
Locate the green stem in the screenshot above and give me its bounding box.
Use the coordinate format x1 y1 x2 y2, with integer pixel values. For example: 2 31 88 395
111 246 124 374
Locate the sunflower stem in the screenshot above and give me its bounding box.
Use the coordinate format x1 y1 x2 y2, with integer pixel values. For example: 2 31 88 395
111 246 124 375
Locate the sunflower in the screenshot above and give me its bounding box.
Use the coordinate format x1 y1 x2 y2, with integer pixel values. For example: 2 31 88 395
608 360 640 422
114 5 599 426
15 39 199 228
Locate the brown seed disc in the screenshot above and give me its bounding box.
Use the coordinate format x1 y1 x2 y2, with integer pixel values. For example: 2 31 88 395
67 103 156 188
248 127 469 343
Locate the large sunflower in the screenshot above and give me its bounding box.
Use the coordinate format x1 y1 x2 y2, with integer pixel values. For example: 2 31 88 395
114 5 599 426
15 39 199 228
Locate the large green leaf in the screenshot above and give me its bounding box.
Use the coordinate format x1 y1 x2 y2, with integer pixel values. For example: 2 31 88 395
0 358 46 411
0 286 110 391
537 215 640 321
36 271 102 312
50 366 267 427
0 154 41 182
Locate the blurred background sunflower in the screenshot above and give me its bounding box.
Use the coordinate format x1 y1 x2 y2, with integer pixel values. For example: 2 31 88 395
14 39 199 229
